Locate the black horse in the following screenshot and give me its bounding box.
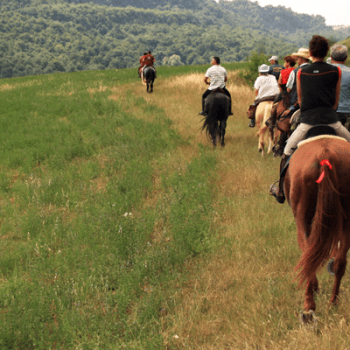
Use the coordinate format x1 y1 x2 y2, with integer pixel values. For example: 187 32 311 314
143 67 156 93
201 91 230 147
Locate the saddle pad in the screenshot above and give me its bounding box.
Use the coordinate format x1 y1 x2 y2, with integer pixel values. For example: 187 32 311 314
298 135 347 148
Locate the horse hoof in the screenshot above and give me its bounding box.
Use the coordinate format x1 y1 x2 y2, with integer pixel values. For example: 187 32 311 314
300 310 317 328
327 258 335 276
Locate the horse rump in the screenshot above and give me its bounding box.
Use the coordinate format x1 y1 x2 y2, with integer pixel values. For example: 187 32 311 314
143 67 156 92
295 162 343 286
201 92 230 146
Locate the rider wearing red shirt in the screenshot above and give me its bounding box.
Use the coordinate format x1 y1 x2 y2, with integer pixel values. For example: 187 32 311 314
278 55 296 91
143 51 157 78
138 52 148 78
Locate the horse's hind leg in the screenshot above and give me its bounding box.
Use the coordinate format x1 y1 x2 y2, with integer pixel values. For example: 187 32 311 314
220 119 227 146
330 232 350 305
257 126 267 155
267 127 274 154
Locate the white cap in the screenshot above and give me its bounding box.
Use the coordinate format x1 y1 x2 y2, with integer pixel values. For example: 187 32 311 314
259 64 270 73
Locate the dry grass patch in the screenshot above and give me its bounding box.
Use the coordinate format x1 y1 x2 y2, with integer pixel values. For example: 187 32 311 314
0 80 42 91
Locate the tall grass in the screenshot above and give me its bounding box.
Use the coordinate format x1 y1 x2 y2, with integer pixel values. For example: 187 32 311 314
0 68 223 349
2 64 350 350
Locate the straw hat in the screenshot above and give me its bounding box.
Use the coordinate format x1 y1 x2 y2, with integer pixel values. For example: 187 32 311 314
258 64 270 73
291 48 310 60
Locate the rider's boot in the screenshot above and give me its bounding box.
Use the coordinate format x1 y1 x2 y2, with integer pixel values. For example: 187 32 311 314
229 100 233 116
199 99 206 116
269 154 290 204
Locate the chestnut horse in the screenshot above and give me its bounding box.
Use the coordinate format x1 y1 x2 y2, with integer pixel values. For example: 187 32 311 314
255 101 278 156
284 135 350 324
266 91 294 156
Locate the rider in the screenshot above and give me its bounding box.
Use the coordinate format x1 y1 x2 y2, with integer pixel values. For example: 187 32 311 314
138 52 148 78
143 50 157 78
248 64 280 127
199 56 233 116
277 55 296 91
268 56 285 81
273 48 310 123
270 35 350 204
330 44 350 127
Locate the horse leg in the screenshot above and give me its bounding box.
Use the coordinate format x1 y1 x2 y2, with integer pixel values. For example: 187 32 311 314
329 233 350 305
258 125 267 155
220 119 227 147
294 201 318 312
267 127 274 154
150 81 153 93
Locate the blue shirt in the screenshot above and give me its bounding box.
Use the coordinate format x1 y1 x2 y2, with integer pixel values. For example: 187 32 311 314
332 63 350 113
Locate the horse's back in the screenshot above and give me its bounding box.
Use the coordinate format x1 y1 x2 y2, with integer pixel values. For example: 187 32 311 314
144 67 155 79
286 138 350 205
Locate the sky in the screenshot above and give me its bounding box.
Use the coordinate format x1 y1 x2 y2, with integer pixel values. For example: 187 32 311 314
216 0 350 27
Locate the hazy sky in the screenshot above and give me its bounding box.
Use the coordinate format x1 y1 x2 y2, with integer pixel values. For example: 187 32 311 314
216 0 350 26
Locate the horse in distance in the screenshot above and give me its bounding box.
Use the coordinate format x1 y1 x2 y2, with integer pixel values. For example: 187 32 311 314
142 67 156 93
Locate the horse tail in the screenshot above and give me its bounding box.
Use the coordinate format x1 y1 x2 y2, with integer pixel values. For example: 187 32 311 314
296 159 344 286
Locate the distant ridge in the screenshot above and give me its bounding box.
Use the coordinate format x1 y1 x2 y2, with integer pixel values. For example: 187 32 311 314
0 0 349 78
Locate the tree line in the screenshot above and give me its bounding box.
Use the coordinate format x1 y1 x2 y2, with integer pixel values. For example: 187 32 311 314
0 0 349 79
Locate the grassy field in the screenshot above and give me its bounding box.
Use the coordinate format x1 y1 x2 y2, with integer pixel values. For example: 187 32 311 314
1 64 350 350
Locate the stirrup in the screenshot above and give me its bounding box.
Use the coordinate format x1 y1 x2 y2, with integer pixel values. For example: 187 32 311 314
269 181 285 204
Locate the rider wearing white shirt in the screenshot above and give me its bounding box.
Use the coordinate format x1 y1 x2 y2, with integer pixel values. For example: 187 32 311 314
200 57 233 116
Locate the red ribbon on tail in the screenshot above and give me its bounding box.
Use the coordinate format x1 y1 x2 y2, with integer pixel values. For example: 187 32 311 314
316 159 333 184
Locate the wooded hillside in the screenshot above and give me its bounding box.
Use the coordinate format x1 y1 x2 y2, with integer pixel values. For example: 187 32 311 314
0 0 349 78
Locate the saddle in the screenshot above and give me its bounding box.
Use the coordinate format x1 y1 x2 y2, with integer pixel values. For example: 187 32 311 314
142 66 156 73
247 95 278 120
212 87 225 94
304 125 337 139
280 125 337 178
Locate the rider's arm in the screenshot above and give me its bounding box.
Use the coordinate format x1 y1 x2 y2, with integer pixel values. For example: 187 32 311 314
334 68 342 110
286 70 294 91
297 69 302 107
204 77 210 85
278 74 284 91
224 76 227 83
255 89 259 97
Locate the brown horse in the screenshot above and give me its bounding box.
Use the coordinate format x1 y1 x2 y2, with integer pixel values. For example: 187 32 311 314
266 92 295 156
284 135 350 324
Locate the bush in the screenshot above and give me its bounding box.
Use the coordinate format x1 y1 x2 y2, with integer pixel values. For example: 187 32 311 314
162 54 184 66
239 51 268 86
